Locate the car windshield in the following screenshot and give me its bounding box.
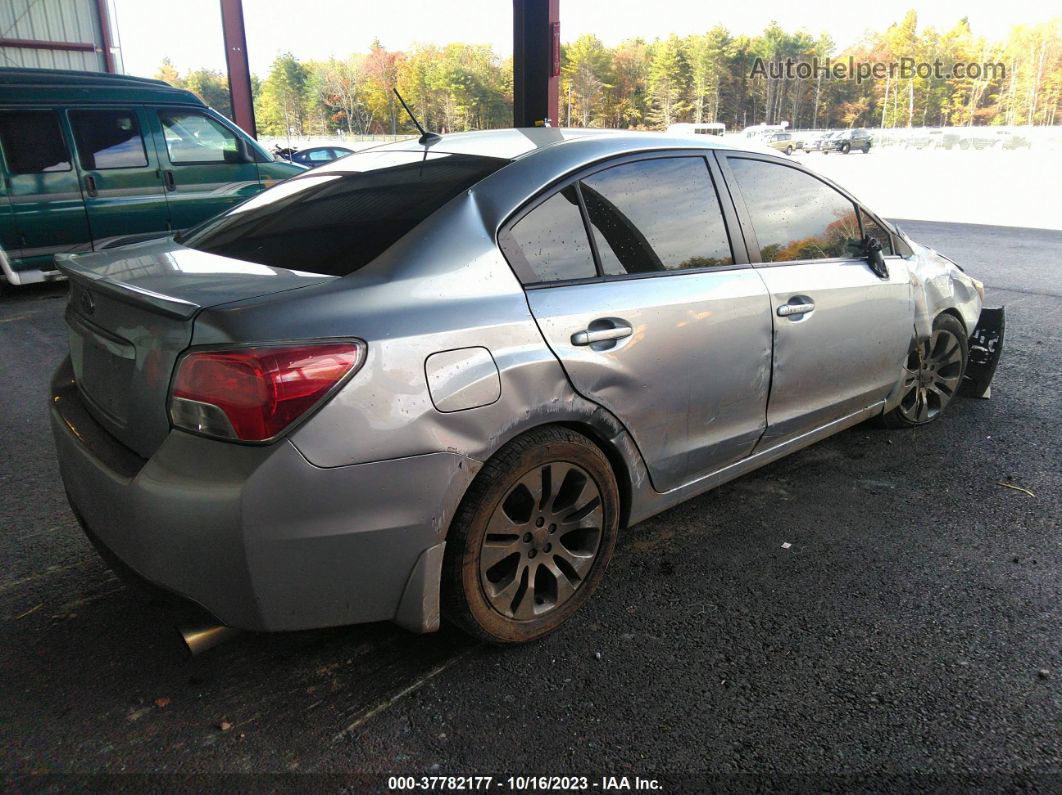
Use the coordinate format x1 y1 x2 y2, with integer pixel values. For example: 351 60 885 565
182 151 507 276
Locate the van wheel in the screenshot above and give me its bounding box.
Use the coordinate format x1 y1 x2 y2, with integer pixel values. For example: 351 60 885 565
883 314 968 428
442 427 620 644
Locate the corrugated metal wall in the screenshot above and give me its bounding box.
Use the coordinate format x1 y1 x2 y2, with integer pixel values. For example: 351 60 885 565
0 0 107 71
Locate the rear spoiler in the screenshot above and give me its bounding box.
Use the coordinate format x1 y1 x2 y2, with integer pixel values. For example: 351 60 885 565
56 253 200 320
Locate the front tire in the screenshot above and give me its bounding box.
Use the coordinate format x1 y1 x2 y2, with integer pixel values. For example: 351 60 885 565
883 314 968 428
442 427 620 644
785 145 794 155
841 142 851 154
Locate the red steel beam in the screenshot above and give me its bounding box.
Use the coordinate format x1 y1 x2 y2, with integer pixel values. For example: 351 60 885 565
219 0 256 137
0 37 95 52
513 0 560 127
95 0 116 72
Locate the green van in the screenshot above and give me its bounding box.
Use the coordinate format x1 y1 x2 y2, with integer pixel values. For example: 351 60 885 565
0 68 303 291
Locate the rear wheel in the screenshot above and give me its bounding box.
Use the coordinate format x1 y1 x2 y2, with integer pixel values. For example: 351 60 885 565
883 314 968 428
442 427 620 644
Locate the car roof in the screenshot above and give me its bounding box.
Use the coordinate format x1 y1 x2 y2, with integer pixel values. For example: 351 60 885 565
0 67 204 107
368 127 757 161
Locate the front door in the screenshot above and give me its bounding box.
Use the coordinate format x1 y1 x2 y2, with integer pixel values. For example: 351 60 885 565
720 153 912 445
0 109 92 272
501 155 773 492
67 107 172 248
151 107 263 231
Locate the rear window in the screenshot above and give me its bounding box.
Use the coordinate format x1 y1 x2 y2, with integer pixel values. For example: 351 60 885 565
182 151 507 275
0 110 71 173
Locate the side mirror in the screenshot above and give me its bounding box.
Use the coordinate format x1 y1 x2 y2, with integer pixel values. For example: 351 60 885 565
849 234 889 279
227 138 255 164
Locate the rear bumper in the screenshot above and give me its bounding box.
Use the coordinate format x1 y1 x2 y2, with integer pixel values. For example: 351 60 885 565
50 359 479 633
962 306 1005 398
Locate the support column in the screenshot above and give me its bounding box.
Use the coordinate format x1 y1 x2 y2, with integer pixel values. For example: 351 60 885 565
95 0 116 72
513 0 560 127
219 0 257 137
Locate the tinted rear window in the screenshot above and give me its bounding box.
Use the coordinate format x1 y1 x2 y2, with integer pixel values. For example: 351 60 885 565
182 151 507 275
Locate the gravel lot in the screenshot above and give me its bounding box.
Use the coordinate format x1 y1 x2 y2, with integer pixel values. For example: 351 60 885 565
1 219 1059 790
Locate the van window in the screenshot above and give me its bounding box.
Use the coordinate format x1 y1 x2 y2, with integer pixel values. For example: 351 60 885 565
158 109 241 164
69 110 148 170
729 157 860 263
0 110 71 173
505 186 598 283
581 157 733 274
182 151 507 276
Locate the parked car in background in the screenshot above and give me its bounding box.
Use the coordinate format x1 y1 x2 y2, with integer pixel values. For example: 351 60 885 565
803 131 834 152
823 128 872 153
766 131 800 155
291 146 356 168
0 68 302 292
991 130 1031 150
51 128 1001 648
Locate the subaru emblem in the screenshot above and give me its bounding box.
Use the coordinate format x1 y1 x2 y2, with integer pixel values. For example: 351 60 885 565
79 288 95 315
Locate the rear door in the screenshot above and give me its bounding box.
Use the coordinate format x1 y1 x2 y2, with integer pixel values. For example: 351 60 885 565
718 153 911 446
152 107 263 230
0 109 92 271
67 107 172 248
501 154 773 492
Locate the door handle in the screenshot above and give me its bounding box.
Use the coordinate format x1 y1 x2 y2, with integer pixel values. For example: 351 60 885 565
163 170 176 191
571 322 633 346
777 301 815 317
84 174 97 198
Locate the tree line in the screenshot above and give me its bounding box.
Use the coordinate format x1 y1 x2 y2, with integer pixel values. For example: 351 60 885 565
156 11 1060 135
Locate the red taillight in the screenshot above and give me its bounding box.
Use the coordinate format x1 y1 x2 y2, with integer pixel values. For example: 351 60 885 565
169 341 364 441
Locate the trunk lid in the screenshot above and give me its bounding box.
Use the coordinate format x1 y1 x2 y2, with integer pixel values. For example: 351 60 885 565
57 238 334 458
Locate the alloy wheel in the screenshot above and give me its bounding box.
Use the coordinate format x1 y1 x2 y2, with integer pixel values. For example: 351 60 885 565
478 461 603 620
897 327 964 423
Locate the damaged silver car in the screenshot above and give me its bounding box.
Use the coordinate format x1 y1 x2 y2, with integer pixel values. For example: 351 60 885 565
50 129 1003 647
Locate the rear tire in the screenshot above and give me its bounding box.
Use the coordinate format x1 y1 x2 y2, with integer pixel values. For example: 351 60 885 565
882 314 968 428
442 426 620 644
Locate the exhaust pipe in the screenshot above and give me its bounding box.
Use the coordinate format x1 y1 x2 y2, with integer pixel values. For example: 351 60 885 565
178 622 240 655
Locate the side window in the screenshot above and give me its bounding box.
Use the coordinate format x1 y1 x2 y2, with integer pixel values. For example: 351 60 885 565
580 157 733 274
859 209 894 256
158 109 241 164
0 110 71 173
505 186 597 283
69 109 148 170
729 157 860 263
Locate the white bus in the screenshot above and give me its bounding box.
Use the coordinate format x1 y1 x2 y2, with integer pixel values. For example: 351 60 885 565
740 122 789 142
666 122 726 137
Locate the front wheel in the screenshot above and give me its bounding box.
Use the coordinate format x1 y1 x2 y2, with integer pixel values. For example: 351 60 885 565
785 145 794 155
841 142 851 154
442 427 620 644
883 314 968 428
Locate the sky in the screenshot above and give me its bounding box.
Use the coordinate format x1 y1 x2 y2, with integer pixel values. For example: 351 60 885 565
111 0 1056 79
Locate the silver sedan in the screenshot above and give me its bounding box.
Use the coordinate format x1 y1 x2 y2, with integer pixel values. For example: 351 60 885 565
51 129 1003 648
